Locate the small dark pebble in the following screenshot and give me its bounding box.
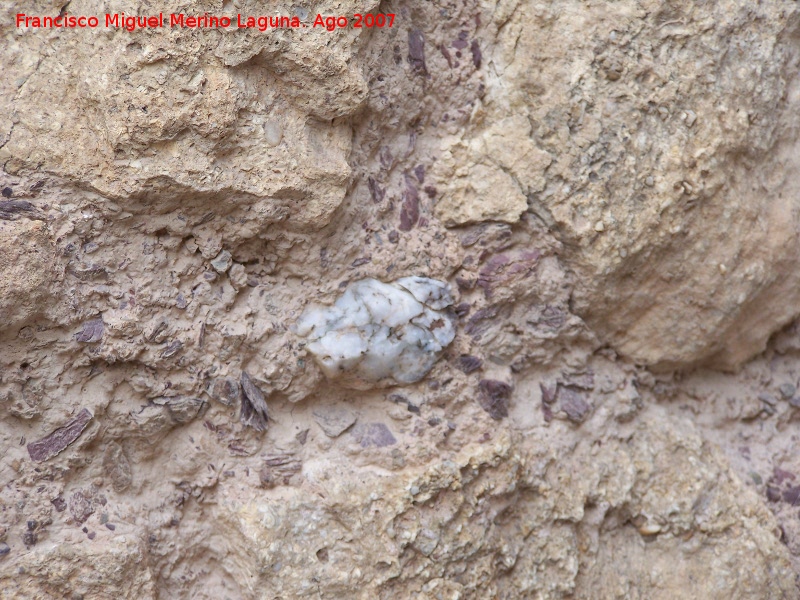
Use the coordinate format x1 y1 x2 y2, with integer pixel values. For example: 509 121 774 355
772 468 796 485
87 531 96 540
388 393 408 405
105 523 116 531
367 177 385 203
0 543 9 557
779 383 797 400
478 380 512 420
561 390 592 424
82 527 88 533
352 422 396 448
454 302 471 318
470 40 482 68
351 257 371 268
408 28 427 75
783 485 800 506
428 417 441 427
52 497 67 512
2 187 12 198
455 277 473 292
407 404 420 414
22 531 37 547
388 230 400 244
399 181 420 232
27 520 37 531
295 429 309 445
240 371 269 432
457 355 483 374
75 319 104 343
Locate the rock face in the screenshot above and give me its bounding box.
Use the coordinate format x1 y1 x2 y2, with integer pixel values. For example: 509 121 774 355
1 0 800 598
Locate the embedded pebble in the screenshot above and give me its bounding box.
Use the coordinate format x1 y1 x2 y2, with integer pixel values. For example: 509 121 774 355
69 491 94 524
352 422 396 447
211 250 233 273
478 380 511 420
313 406 358 438
264 120 283 147
779 383 796 399
75 319 104 343
27 408 93 462
560 387 592 423
0 543 9 558
457 355 483 374
240 372 269 432
295 277 456 388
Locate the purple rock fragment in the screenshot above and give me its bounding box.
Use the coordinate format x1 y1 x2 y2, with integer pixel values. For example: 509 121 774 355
457 355 483 374
471 40 482 68
69 491 94 524
75 319 104 343
783 485 800 505
408 29 427 75
559 387 592 424
368 177 386 203
478 380 512 420
240 372 269 432
353 423 396 448
399 178 420 232
27 408 93 462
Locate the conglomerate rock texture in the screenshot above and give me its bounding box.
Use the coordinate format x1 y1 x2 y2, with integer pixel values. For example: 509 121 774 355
2 0 800 598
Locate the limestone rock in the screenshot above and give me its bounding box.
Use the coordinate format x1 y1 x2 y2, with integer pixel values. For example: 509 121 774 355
0 0 799 597
0 219 55 330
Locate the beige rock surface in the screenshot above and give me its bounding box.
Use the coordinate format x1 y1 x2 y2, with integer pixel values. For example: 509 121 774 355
1 0 800 598
474 0 800 370
0 217 54 328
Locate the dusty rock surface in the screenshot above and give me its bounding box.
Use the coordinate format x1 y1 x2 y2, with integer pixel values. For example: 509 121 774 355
2 0 800 598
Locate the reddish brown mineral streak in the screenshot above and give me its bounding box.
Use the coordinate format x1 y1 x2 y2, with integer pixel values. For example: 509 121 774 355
27 408 93 462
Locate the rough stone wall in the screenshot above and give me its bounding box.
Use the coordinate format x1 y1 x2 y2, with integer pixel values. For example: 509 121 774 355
2 0 800 598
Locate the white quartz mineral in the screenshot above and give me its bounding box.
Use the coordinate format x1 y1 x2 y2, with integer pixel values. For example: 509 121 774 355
295 277 456 388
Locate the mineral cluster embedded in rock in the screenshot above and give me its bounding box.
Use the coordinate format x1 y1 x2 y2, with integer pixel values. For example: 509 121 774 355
295 277 456 388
